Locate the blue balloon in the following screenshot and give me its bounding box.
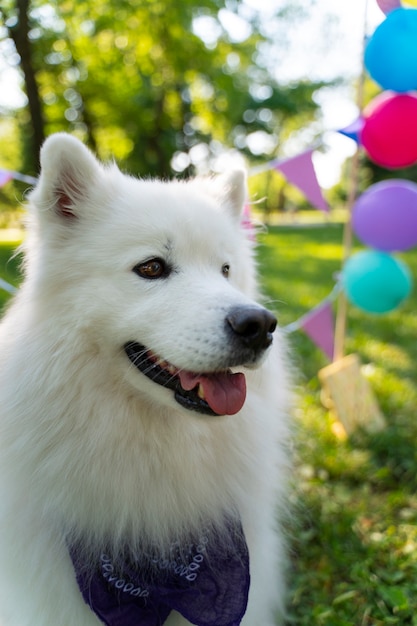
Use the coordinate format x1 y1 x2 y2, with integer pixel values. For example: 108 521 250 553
342 251 413 314
365 8 417 93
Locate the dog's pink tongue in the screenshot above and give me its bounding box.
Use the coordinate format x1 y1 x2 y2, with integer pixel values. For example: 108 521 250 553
178 371 246 415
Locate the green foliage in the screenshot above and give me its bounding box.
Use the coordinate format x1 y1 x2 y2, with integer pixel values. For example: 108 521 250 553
0 119 27 226
0 237 22 310
1 0 329 179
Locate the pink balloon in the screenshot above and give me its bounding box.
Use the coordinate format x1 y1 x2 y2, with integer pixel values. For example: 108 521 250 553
361 92 417 169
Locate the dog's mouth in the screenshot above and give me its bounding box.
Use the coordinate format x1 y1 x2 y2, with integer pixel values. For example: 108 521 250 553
124 342 246 416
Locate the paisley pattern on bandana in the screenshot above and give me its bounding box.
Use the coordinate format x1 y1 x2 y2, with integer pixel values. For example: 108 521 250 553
70 521 250 626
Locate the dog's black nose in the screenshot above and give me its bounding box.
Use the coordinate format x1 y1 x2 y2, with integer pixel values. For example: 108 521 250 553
226 306 277 351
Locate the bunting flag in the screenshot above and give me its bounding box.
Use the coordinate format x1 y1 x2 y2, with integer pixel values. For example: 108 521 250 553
4 145 329 213
337 117 364 144
301 300 335 360
377 0 402 14
241 203 255 241
0 171 13 188
283 285 340 360
274 149 329 213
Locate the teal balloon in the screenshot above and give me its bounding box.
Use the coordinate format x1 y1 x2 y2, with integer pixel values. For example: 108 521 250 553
342 251 413 314
365 8 417 92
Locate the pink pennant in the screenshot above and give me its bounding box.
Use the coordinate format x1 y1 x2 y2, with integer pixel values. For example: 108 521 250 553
275 150 328 213
241 203 256 241
376 0 401 14
301 300 335 360
0 170 13 188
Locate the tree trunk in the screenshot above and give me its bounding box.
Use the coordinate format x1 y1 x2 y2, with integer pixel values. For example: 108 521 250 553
6 0 45 172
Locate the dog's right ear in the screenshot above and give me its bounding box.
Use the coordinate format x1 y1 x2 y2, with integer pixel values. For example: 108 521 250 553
32 133 102 221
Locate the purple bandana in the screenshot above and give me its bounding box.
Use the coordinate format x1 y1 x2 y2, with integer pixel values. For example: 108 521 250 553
70 522 250 626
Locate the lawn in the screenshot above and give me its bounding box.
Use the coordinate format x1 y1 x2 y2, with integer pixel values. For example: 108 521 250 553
1 225 417 625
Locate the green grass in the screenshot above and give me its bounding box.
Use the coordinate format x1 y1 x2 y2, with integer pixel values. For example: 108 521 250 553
1 226 417 624
0 237 22 311
257 225 417 625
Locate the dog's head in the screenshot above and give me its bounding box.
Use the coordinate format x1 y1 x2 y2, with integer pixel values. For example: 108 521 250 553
27 133 277 417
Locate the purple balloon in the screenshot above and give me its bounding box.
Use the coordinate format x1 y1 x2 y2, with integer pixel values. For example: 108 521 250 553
352 179 417 252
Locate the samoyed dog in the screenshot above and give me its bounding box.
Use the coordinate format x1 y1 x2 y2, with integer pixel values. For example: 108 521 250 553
0 133 291 626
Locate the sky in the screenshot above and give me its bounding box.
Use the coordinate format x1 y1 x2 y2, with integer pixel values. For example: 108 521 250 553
0 0 386 186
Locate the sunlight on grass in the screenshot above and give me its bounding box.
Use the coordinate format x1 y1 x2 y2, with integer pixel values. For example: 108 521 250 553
360 340 413 372
0 229 24 242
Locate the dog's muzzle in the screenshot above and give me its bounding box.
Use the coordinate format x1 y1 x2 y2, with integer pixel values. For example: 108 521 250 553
124 305 277 416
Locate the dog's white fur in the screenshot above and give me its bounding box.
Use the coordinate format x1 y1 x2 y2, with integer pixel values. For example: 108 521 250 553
0 134 291 625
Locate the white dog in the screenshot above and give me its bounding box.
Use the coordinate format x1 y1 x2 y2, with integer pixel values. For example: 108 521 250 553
0 134 291 626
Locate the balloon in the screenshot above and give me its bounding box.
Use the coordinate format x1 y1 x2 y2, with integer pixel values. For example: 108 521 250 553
352 179 417 251
342 251 413 314
361 92 417 169
365 8 417 92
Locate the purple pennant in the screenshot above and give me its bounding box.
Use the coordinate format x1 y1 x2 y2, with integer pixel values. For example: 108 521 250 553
337 117 364 144
275 150 328 213
376 0 402 14
241 203 255 241
301 300 335 360
0 170 13 187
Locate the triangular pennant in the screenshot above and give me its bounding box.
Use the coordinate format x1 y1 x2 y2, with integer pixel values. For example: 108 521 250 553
301 300 335 360
377 0 402 14
275 150 328 212
0 170 13 188
241 203 255 241
337 117 364 144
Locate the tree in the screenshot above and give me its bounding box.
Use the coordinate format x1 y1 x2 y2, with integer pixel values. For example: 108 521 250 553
1 0 45 170
1 0 330 177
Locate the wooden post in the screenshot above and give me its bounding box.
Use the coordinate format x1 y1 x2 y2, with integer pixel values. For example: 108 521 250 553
333 146 360 360
333 0 369 361
321 1 385 436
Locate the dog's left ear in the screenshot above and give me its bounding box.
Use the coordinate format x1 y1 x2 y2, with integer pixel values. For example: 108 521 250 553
224 170 246 219
31 132 102 221
212 170 246 221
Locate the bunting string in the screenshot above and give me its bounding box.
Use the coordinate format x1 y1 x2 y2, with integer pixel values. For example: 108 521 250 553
1 141 328 211
0 278 17 294
0 169 37 186
282 283 341 334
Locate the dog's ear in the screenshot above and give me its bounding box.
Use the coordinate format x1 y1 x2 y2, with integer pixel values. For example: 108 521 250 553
32 133 102 221
208 170 246 221
223 170 246 219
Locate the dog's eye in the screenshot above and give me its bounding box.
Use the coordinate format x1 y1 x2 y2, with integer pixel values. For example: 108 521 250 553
133 258 168 279
222 263 230 278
